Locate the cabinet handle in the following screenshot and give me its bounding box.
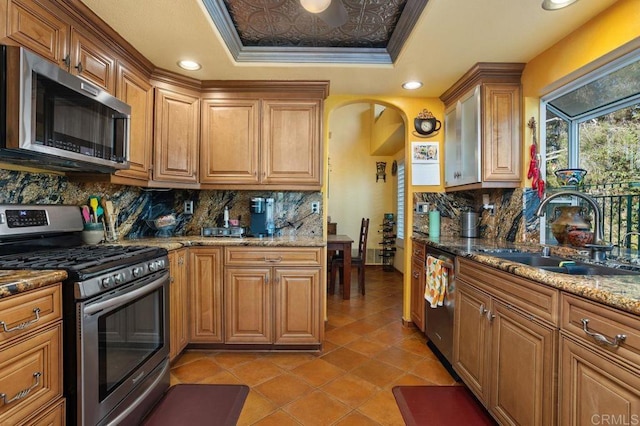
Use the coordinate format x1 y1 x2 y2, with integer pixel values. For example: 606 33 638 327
62 54 70 68
413 272 419 278
581 318 626 347
0 372 41 405
75 61 83 73
479 304 488 316
264 257 282 263
0 308 41 333
178 257 184 266
486 310 495 322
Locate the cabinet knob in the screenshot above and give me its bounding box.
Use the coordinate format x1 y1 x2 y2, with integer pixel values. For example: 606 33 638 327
479 304 488 316
75 61 84 73
62 54 70 68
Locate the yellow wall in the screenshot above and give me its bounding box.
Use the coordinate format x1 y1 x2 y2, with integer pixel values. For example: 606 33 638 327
521 0 640 185
324 95 443 321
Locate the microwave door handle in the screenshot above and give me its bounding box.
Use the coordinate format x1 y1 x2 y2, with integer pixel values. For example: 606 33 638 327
84 273 166 316
80 81 100 97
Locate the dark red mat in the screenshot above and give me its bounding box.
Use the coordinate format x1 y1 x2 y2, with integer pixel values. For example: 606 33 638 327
142 384 249 426
392 385 496 426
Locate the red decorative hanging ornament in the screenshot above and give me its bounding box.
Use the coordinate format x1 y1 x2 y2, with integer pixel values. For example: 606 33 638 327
527 117 545 199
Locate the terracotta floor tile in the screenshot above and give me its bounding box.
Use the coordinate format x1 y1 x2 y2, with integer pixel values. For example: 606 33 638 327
284 390 351 425
236 390 278 426
170 350 209 367
195 369 244 385
321 373 379 407
170 357 223 383
212 352 262 369
231 359 285 386
351 359 404 388
251 409 302 425
320 347 370 371
255 373 314 406
357 390 406 425
324 327 362 346
397 335 435 355
291 358 344 387
334 411 383 426
340 319 384 336
411 357 458 385
262 352 317 370
345 337 388 357
389 373 440 387
374 346 425 371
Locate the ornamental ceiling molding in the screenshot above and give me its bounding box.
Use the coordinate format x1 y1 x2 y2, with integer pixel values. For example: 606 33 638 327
201 0 428 64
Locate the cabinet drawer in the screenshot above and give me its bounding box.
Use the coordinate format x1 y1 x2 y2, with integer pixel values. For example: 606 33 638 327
23 398 65 426
458 258 559 325
561 293 640 367
0 284 62 345
225 247 321 266
0 323 63 425
411 241 426 263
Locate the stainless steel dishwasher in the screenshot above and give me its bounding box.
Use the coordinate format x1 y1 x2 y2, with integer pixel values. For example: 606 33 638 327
424 245 456 367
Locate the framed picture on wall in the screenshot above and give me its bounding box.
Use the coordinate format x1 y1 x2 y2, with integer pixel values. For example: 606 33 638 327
412 142 439 163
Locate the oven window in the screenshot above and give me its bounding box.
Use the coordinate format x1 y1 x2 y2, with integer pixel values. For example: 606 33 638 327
98 286 164 400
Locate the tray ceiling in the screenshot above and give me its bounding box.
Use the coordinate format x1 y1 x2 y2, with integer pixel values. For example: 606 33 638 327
202 0 427 63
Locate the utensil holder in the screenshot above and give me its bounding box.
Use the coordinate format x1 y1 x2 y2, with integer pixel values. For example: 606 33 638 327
82 223 105 245
105 214 118 242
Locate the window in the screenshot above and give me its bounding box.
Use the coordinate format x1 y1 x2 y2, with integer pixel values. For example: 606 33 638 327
396 160 405 240
541 48 640 246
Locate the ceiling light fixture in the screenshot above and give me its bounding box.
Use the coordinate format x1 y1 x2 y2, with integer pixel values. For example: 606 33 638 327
299 0 347 28
402 81 423 90
177 60 201 71
541 0 579 10
300 0 331 13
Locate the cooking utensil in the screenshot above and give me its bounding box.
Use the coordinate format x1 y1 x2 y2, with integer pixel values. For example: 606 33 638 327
527 118 545 198
89 197 99 222
81 205 91 223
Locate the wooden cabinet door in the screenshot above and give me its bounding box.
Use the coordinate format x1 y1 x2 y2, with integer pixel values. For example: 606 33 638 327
482 83 521 183
560 336 640 426
169 249 189 360
115 62 153 181
0 0 69 67
153 87 200 184
224 267 271 344
69 28 115 93
273 267 321 345
261 99 322 187
453 280 491 403
490 300 557 426
410 256 425 332
189 248 223 343
200 98 260 185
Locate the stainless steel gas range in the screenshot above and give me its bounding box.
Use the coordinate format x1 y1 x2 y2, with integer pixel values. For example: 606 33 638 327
0 204 169 425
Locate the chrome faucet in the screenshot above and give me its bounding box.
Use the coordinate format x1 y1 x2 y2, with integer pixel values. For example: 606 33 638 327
620 231 640 248
535 190 611 261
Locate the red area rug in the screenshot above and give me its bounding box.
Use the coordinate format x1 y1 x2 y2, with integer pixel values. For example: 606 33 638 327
142 384 249 426
392 385 496 426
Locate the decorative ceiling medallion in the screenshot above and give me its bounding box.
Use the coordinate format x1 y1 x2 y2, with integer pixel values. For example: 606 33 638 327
201 0 429 64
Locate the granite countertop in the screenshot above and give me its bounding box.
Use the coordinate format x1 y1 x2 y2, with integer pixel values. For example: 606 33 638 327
115 235 326 251
412 235 640 316
0 270 68 299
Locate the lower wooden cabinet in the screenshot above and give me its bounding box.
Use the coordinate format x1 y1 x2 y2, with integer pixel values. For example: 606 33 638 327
559 294 640 425
169 248 189 360
454 259 558 426
0 284 64 426
224 247 322 346
409 241 426 332
189 247 224 343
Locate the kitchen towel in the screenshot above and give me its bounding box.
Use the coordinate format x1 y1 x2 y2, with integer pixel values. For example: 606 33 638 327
425 255 448 308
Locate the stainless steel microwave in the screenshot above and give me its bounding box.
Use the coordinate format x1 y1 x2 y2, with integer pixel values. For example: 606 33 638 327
0 45 131 173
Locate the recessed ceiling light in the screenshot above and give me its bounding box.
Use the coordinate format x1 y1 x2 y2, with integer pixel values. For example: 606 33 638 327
177 60 201 71
300 0 331 13
402 81 423 90
541 0 579 10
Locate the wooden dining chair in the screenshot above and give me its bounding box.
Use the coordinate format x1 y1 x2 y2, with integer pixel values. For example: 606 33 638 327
329 218 370 296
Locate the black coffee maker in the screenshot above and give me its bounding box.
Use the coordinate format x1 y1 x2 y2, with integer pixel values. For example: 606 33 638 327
250 197 275 237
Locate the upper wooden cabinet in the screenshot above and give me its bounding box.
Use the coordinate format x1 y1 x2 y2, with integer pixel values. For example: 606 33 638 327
199 82 328 190
441 63 524 191
152 85 200 186
115 62 153 181
68 27 115 93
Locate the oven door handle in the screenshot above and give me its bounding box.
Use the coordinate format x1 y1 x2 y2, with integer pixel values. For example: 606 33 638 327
84 273 166 316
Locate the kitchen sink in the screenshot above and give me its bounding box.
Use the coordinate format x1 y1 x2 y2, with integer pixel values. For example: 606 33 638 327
485 251 640 276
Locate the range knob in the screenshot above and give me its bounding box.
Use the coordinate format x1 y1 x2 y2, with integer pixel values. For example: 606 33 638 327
132 266 143 277
149 261 159 272
101 276 115 288
114 272 126 284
